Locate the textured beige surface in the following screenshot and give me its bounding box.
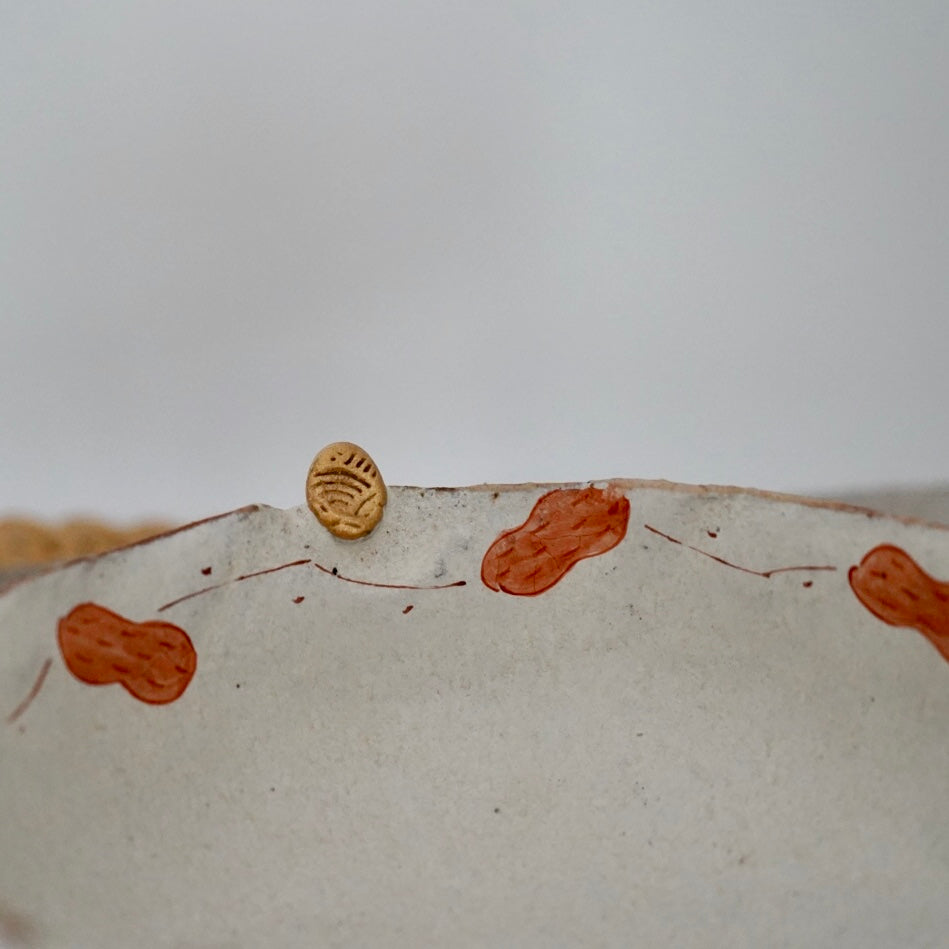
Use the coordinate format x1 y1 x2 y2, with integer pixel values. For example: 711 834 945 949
1 483 948 947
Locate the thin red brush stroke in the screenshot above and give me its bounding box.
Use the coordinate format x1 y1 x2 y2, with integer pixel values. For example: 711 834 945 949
6 657 53 725
643 524 837 579
157 559 312 611
312 562 466 590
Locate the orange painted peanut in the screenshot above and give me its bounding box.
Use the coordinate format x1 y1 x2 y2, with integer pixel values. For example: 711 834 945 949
482 486 630 596
58 602 197 704
848 545 949 664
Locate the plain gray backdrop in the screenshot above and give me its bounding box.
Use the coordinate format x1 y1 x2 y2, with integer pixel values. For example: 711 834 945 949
2 2 947 521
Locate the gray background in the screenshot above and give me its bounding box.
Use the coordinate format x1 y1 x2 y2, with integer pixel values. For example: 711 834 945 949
2 2 947 522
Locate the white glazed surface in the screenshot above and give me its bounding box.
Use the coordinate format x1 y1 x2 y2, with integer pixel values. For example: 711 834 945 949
1 483 947 948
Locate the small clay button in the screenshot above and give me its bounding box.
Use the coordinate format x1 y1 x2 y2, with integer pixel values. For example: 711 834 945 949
306 442 387 539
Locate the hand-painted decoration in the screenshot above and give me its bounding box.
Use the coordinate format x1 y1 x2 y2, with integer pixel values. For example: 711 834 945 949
5 658 52 725
157 558 465 612
9 495 947 733
643 524 837 579
849 545 949 664
482 486 630 596
158 559 312 611
311 561 465 590
58 603 197 704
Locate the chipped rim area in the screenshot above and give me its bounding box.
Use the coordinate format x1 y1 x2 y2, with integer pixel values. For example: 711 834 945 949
2 482 947 597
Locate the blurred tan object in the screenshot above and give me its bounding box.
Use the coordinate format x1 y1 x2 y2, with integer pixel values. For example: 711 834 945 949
0 518 172 569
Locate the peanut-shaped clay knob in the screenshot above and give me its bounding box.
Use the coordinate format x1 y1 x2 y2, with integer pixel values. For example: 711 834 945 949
306 442 387 539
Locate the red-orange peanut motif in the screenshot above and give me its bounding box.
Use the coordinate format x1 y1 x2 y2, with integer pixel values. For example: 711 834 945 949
482 486 630 596
848 545 949 664
58 602 197 704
